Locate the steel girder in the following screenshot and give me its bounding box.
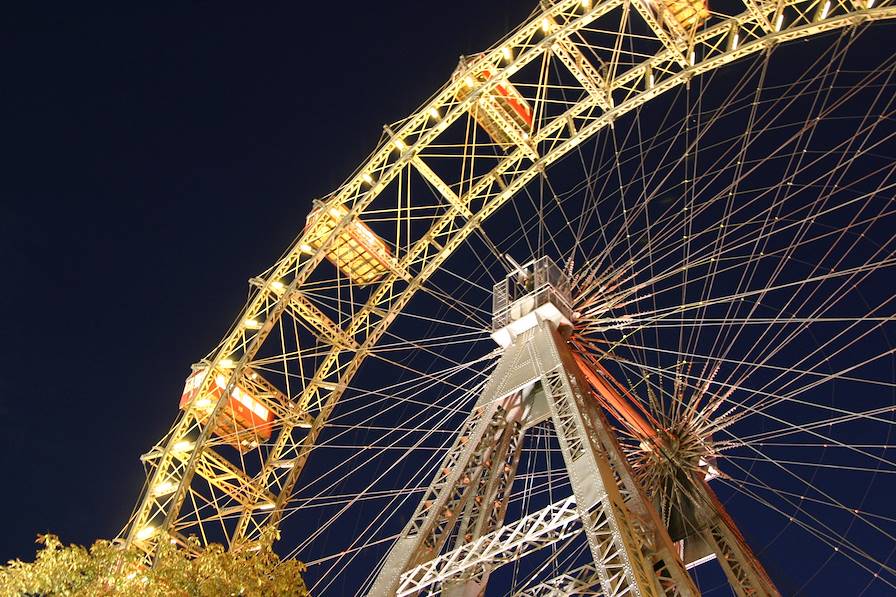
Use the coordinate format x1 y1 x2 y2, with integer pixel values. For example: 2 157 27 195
510 477 781 596
369 320 698 597
123 0 896 565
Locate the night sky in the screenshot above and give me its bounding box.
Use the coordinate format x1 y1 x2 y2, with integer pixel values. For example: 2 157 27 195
2 0 529 560
4 2 896 595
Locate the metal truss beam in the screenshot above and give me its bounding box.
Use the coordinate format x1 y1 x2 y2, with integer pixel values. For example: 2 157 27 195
251 276 360 350
125 0 896 564
370 321 698 597
551 37 614 110
412 156 473 219
629 0 690 67
399 496 581 596
697 483 780 597
444 411 526 596
742 0 777 31
369 337 545 596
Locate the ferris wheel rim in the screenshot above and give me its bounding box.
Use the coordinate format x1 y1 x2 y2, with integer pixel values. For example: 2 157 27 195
123 0 896 588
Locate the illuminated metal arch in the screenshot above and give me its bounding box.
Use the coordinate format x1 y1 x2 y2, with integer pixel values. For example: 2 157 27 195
124 0 896 563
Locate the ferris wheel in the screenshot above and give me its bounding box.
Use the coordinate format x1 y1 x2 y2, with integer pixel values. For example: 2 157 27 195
121 0 896 594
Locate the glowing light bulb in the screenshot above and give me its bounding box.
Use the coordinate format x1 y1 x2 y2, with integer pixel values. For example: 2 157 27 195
172 440 193 453
362 172 374 184
243 318 261 330
428 107 440 120
271 280 286 292
135 526 156 541
501 46 512 61
219 358 236 369
152 480 177 496
541 17 551 32
393 137 407 151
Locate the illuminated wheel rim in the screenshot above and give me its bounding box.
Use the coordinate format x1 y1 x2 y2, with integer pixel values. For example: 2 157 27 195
124 0 896 594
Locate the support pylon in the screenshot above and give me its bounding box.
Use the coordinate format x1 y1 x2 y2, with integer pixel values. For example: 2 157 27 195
690 481 780 597
368 319 698 597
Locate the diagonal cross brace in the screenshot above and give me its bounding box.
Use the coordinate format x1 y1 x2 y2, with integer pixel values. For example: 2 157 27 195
368 320 698 597
399 496 582 596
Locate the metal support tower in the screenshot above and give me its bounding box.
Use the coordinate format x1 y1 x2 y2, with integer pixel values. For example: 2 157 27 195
369 318 697 596
369 259 699 596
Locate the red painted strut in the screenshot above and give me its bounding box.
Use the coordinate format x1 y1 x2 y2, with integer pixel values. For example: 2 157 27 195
572 351 661 441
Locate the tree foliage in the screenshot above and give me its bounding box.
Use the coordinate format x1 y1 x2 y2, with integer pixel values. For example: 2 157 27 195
0 532 309 597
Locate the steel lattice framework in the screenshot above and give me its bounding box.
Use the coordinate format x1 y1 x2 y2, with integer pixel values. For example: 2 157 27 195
122 0 896 592
370 319 701 597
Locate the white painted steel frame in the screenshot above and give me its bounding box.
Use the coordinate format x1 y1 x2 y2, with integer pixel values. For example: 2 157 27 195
370 321 698 597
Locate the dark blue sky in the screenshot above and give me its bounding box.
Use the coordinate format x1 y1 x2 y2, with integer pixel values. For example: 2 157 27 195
3 3 896 596
1 0 529 560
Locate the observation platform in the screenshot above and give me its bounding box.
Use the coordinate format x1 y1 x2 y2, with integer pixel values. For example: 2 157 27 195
491 256 573 348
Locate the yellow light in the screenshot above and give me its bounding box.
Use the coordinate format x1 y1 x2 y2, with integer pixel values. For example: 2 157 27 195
299 243 313 254
428 107 440 120
820 0 830 18
135 526 156 541
464 75 476 88
194 396 212 409
501 46 512 61
172 440 193 453
257 501 276 511
152 480 177 496
689 50 695 65
581 0 592 7
868 0 875 6
541 18 551 32
243 318 261 330
393 137 407 151
362 172 374 184
775 13 784 31
271 280 286 292
732 32 739 49
219 358 236 369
